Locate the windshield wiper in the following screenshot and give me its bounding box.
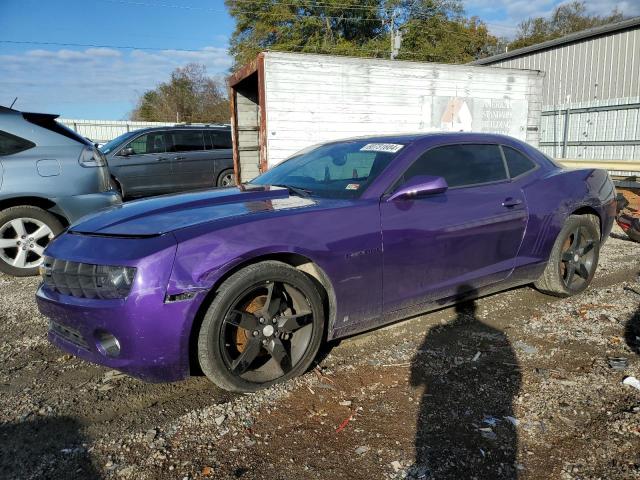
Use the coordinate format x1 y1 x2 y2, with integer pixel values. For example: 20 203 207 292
271 184 312 198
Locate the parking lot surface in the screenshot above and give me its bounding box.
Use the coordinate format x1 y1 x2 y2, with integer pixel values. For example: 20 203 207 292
1 227 639 480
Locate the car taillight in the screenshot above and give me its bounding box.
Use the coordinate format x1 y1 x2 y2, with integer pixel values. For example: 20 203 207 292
79 146 106 167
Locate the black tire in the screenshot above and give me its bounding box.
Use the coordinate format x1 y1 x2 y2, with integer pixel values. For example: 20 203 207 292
216 169 236 187
197 261 325 392
0 206 64 277
535 214 600 297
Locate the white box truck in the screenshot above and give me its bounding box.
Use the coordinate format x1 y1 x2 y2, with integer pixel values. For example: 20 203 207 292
228 52 544 182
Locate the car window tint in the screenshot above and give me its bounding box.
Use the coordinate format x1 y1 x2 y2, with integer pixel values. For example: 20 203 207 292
170 131 204 152
503 146 536 178
0 130 36 156
297 151 378 181
125 132 166 155
403 144 507 188
212 130 232 149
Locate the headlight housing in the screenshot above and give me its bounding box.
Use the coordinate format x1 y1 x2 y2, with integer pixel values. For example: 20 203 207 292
41 257 136 299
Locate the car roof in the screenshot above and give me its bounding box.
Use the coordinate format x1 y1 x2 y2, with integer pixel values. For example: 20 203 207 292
128 124 231 135
323 131 526 145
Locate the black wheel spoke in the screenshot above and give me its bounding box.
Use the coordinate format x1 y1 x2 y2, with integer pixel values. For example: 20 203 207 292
561 251 574 262
278 312 313 333
565 263 576 286
226 310 259 330
571 227 582 249
266 338 292 373
261 282 283 318
576 262 590 279
231 337 262 374
580 240 595 255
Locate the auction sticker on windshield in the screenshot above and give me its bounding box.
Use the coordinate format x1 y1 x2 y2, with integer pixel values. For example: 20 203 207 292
360 143 404 153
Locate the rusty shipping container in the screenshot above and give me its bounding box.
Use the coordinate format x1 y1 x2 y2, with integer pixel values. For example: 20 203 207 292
228 52 544 182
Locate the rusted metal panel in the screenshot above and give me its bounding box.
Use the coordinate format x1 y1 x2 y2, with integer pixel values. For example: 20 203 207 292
257 54 268 174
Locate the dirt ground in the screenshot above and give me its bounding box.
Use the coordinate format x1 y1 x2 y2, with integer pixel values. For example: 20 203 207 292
1 227 639 480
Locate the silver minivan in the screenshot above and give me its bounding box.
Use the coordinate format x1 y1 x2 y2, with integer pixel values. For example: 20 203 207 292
0 106 121 276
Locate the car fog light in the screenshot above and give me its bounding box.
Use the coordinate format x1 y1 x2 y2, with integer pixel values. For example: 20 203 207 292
96 330 121 358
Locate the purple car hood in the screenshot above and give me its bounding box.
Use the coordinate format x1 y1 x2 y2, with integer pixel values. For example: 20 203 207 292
70 186 316 236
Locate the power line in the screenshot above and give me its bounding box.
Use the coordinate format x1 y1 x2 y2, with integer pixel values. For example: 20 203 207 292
0 40 221 52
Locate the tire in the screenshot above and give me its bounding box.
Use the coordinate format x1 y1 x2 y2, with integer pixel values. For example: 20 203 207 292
0 206 64 277
216 169 236 187
535 214 600 297
197 261 325 392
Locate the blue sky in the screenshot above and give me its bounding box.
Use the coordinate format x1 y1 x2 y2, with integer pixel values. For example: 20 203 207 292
0 0 637 120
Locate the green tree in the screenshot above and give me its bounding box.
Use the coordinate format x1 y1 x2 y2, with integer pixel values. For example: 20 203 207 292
225 0 498 67
131 64 229 123
509 1 624 50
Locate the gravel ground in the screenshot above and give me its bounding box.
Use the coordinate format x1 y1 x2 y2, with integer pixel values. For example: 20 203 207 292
1 226 639 480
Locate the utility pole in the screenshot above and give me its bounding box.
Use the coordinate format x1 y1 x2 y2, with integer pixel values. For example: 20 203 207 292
390 9 402 59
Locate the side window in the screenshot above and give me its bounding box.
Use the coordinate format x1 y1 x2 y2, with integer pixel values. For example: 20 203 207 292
170 131 204 152
401 144 507 188
213 130 232 149
0 130 35 156
503 146 537 178
123 132 166 155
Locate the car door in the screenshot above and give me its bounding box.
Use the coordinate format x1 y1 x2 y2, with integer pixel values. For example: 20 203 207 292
380 143 528 314
168 130 214 192
109 131 173 198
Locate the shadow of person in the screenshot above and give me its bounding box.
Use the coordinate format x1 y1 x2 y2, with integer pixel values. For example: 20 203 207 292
410 285 522 479
0 416 100 480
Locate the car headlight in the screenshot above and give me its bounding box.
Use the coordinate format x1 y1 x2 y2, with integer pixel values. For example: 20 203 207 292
41 257 136 299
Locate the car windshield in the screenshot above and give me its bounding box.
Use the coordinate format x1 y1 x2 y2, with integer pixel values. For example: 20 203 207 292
99 131 138 155
249 140 405 199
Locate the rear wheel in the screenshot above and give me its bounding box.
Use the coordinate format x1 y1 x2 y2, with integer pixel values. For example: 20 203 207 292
217 169 236 187
535 214 600 297
197 261 325 392
0 206 63 277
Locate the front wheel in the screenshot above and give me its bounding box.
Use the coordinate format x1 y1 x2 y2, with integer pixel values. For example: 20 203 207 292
535 214 600 297
0 206 64 277
197 261 325 392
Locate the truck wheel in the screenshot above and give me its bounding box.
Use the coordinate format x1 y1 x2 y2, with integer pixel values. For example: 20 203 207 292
197 261 325 392
0 206 63 277
217 169 236 187
535 214 600 297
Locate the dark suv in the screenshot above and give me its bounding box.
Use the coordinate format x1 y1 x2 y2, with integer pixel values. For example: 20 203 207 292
99 125 235 199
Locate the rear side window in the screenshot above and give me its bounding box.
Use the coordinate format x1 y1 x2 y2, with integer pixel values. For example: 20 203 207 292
503 146 536 178
123 132 166 155
402 144 507 188
205 130 232 149
0 130 36 156
170 131 204 152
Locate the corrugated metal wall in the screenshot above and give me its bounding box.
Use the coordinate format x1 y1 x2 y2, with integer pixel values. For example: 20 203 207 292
486 27 640 162
58 119 176 144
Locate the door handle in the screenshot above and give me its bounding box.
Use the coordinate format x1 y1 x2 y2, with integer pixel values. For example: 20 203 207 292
157 157 169 162
502 198 523 208
173 156 186 161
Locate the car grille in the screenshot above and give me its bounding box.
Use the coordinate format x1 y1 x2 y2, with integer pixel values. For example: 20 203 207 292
41 257 134 299
49 320 89 350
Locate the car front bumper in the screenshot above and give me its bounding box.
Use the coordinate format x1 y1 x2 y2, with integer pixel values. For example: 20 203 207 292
35 231 204 383
51 190 122 224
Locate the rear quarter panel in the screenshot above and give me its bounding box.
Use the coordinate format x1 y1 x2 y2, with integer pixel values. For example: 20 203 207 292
516 166 616 267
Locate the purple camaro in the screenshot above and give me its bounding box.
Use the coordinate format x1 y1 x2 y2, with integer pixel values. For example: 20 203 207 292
37 133 616 392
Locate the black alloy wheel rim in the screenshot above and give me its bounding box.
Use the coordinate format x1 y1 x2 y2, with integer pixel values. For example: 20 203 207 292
220 280 314 383
560 225 597 290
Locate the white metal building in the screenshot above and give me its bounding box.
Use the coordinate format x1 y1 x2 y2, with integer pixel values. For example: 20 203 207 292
473 17 640 170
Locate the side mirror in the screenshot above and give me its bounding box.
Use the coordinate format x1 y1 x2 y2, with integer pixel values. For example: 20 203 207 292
387 175 448 201
120 147 134 157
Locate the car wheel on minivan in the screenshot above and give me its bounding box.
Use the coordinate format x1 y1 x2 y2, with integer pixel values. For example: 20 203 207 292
0 206 63 277
217 169 236 187
535 214 600 297
197 261 325 392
